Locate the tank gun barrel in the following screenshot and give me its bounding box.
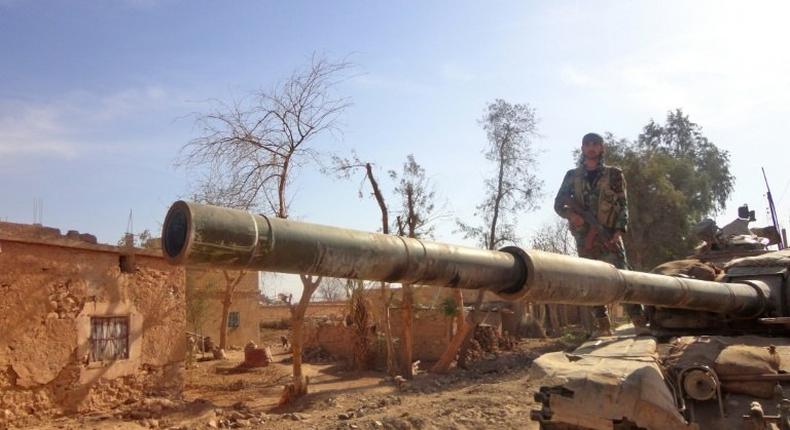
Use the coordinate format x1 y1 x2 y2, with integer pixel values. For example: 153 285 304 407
162 201 769 317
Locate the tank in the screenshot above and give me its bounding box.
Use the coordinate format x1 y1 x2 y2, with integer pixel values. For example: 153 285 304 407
162 201 790 430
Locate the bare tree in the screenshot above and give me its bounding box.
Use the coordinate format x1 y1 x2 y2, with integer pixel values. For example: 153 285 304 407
182 188 249 352
433 99 543 373
316 277 347 302
333 154 399 376
180 54 352 217
178 54 352 401
391 154 438 378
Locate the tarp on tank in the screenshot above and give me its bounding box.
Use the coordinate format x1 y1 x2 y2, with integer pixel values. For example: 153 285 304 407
530 337 696 430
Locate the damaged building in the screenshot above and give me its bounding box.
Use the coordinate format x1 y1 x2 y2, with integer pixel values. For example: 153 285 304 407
0 222 186 427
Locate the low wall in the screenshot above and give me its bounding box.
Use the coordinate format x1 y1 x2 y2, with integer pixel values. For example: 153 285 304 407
259 302 348 325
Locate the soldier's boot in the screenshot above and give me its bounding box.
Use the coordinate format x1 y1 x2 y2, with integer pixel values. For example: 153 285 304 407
591 316 613 337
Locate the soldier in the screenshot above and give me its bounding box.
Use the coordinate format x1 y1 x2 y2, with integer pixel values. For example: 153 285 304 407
280 334 290 350
554 132 647 336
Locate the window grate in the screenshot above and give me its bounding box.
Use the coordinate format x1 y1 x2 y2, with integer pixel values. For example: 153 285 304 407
228 311 240 328
90 316 130 362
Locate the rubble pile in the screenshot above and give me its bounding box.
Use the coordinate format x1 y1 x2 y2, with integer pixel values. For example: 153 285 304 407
302 345 335 363
465 324 515 361
205 401 267 429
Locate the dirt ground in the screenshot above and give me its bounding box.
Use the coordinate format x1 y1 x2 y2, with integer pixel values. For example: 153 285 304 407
25 331 571 430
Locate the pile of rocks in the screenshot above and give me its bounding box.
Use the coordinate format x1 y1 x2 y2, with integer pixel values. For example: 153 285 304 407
120 396 180 427
206 402 267 428
465 324 515 361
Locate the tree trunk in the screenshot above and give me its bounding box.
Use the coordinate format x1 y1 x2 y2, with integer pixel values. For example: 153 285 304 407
560 305 569 327
548 304 561 337
363 163 398 376
431 318 472 374
431 290 466 374
219 298 231 350
218 270 244 350
438 145 509 371
581 306 594 335
281 275 321 404
400 283 415 378
380 282 397 375
453 290 465 333
533 303 547 335
291 314 306 387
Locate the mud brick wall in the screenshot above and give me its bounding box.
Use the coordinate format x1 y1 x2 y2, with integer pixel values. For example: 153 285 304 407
259 302 348 325
0 225 185 426
303 322 355 359
186 269 261 348
389 308 453 361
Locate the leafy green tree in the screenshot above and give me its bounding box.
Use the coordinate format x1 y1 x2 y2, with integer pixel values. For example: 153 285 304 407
602 109 734 269
434 99 543 372
390 154 439 378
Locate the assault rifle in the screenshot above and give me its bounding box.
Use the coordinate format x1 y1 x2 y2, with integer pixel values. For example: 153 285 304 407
561 197 616 252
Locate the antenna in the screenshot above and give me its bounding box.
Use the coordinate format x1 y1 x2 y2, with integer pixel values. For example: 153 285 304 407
762 167 785 250
126 209 134 235
124 209 135 248
33 198 44 225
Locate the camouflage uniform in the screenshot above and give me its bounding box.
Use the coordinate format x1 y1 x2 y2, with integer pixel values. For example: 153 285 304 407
554 163 645 321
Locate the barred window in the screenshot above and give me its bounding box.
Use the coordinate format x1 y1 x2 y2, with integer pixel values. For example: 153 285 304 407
228 311 240 328
90 316 130 362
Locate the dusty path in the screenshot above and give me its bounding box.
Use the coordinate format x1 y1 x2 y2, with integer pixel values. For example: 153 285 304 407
26 338 568 430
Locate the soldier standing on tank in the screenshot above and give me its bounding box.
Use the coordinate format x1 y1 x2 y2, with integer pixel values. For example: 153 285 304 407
554 132 647 336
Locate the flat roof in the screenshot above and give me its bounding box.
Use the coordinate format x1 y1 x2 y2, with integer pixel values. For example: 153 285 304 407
0 221 163 258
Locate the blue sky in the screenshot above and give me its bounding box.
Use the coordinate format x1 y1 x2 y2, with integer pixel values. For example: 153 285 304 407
2 1 789 296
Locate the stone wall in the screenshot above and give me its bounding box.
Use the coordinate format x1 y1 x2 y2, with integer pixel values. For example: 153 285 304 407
0 222 186 426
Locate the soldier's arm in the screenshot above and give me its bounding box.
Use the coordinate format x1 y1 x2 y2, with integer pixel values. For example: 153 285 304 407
554 170 575 219
612 168 628 233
